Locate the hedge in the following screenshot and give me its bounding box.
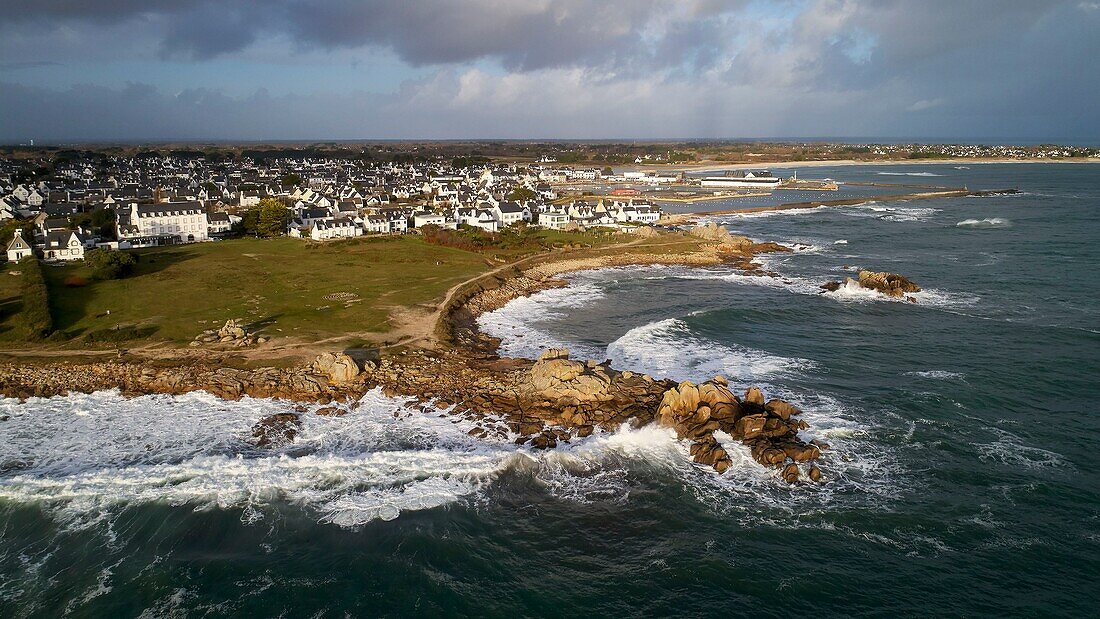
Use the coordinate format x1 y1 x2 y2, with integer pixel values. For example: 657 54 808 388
18 257 53 339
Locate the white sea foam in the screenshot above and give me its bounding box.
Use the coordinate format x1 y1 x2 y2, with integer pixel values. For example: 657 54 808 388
974 429 1069 470
711 205 829 220
476 280 606 360
0 389 518 530
903 370 965 380
876 171 942 177
787 242 823 253
834 239 848 244
956 217 1011 228
1 383 900 532
834 202 941 223
605 318 813 386
823 278 979 309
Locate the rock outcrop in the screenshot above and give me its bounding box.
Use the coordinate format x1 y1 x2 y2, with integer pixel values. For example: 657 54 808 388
312 352 362 384
822 270 921 301
856 270 921 297
252 412 301 447
655 378 823 481
191 319 267 348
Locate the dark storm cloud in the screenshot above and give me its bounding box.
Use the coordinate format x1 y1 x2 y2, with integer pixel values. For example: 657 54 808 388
2 0 742 68
0 0 1097 140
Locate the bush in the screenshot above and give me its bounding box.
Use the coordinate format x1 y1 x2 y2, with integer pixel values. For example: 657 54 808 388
17 257 52 340
64 276 89 287
85 249 137 280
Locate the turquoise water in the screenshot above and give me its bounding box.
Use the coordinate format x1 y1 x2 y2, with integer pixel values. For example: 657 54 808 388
3 164 1099 616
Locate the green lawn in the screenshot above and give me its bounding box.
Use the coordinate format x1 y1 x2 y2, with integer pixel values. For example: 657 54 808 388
5 236 505 346
0 229 665 349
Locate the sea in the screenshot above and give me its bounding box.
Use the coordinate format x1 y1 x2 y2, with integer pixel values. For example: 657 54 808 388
2 163 1098 617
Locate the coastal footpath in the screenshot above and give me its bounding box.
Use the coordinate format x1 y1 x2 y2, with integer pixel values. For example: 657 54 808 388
0 229 828 483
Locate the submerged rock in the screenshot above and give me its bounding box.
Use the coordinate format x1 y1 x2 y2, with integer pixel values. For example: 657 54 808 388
252 412 302 447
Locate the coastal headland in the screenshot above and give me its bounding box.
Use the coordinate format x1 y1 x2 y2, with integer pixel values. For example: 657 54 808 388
0 229 829 481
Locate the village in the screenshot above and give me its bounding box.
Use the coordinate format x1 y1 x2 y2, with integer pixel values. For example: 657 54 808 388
0 152 679 262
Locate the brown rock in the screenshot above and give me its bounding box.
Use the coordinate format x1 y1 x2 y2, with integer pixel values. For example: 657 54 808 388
313 352 361 384
781 463 800 483
744 387 765 406
251 413 301 447
808 465 823 482
765 399 801 420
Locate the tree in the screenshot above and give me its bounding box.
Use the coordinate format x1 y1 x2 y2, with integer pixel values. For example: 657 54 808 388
85 249 137 280
243 198 290 238
1 219 35 248
601 166 614 176
507 186 537 202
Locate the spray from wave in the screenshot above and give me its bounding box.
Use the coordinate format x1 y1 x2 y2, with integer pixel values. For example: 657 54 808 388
605 318 813 387
1 384 898 532
956 218 1011 228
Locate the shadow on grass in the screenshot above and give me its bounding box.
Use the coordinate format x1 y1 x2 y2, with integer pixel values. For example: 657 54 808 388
83 324 160 345
45 247 200 333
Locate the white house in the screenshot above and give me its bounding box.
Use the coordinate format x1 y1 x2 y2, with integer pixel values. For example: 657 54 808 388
455 207 499 232
491 202 529 227
412 212 446 228
536 210 570 230
6 229 33 262
311 218 362 241
207 212 237 235
40 230 87 261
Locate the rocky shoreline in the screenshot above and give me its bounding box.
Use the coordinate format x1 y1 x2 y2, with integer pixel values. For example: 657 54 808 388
0 230 829 482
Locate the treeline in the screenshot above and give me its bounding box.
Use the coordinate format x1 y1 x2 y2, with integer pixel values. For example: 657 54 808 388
17 258 53 340
420 223 541 251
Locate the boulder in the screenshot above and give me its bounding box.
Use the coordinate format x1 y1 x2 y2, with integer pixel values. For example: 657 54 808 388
858 270 921 297
781 463 801 483
765 399 801 421
313 352 361 384
744 387 766 406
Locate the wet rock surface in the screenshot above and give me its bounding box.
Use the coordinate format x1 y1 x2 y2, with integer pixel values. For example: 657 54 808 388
823 270 921 300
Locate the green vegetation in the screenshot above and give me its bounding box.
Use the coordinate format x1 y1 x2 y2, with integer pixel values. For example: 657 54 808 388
85 249 137 280
506 186 537 202
17 258 53 340
419 223 616 254
0 236 528 346
241 198 290 238
1 219 35 247
69 207 117 239
0 229 666 349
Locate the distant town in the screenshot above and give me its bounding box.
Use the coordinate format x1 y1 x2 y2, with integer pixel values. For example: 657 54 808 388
2 140 1097 262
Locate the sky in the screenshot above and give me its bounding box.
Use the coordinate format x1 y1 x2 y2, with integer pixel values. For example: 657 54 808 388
1 0 1098 143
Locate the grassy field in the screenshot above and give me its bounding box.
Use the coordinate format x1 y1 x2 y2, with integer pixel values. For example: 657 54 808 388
0 230 628 349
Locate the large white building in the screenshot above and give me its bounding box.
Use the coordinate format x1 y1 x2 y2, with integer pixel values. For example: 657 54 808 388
117 201 209 244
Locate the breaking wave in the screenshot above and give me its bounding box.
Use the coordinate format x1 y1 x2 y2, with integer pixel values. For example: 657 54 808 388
876 171 942 177
605 318 813 387
903 370 966 380
822 278 980 308
1 385 897 533
476 280 606 359
840 203 941 222
956 218 1011 228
